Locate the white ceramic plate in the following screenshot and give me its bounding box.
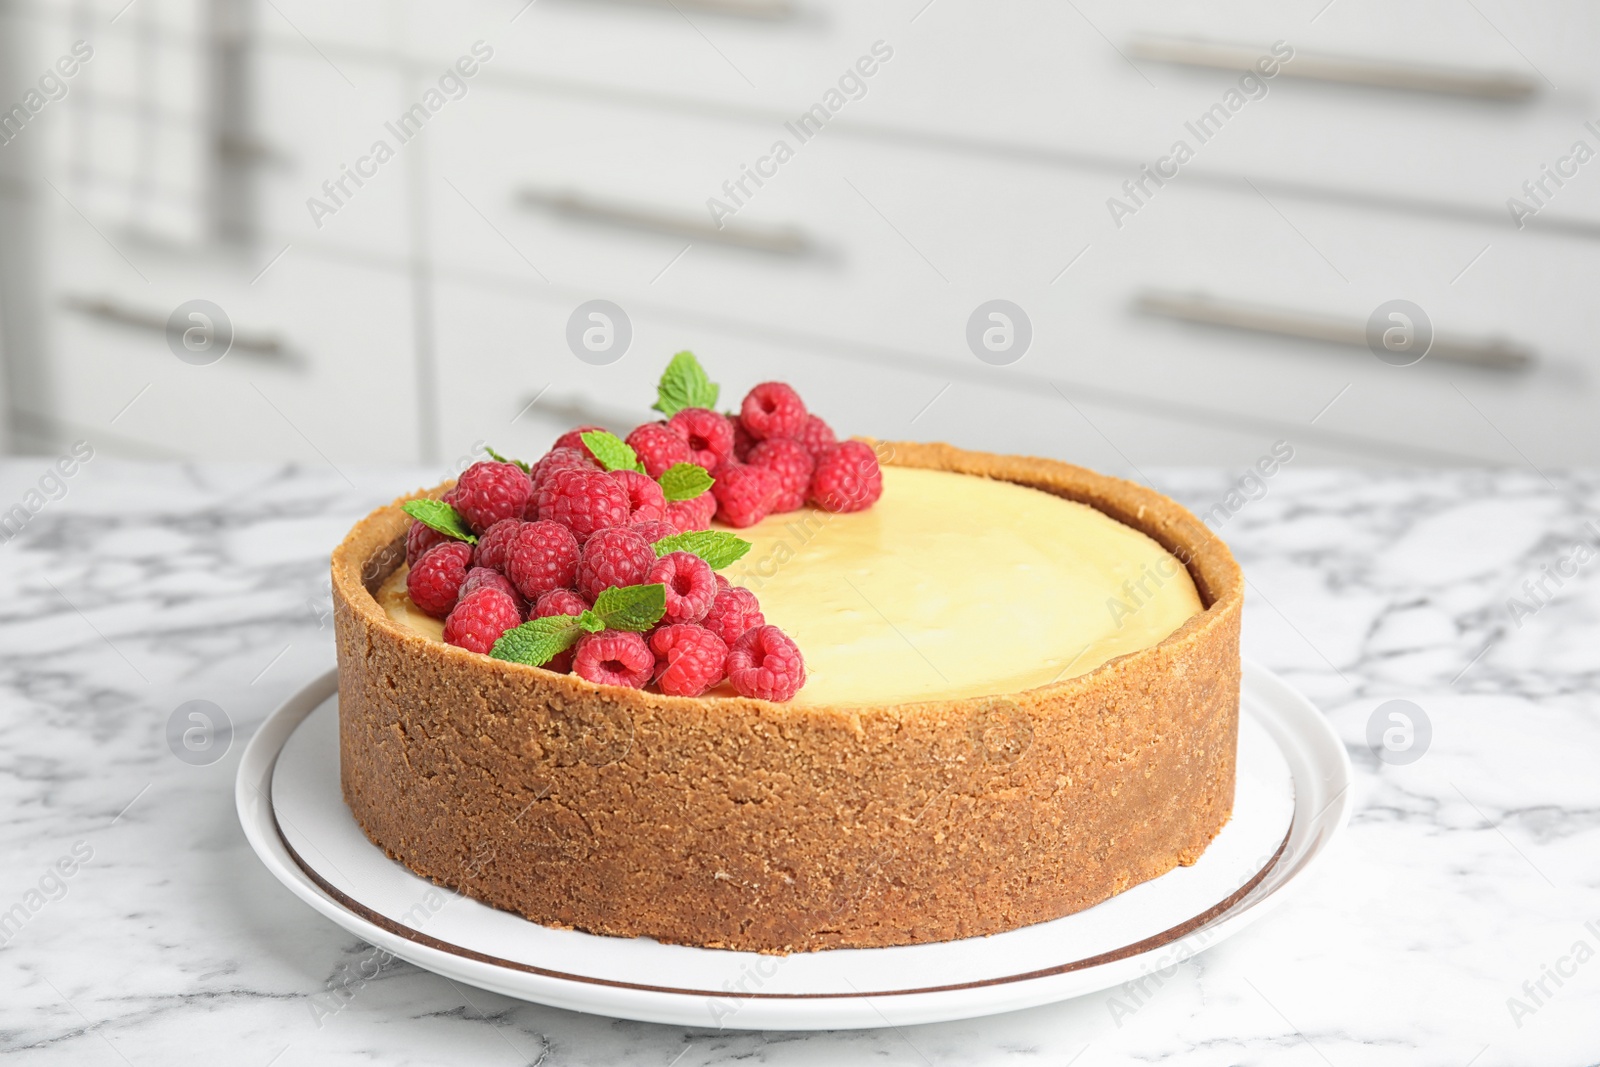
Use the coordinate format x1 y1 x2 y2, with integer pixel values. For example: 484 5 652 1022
237 662 1349 1030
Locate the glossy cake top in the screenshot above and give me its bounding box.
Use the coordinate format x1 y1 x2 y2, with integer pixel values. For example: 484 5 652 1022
381 466 1202 706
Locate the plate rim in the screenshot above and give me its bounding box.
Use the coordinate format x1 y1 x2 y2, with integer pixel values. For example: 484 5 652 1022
237 661 1350 1027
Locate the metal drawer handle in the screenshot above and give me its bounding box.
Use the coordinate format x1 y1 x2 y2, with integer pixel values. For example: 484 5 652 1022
1134 290 1535 371
516 390 645 430
566 0 794 21
1127 34 1539 101
61 295 293 362
516 188 812 256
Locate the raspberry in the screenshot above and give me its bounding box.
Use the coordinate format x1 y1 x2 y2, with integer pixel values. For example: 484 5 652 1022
797 414 837 461
460 565 524 611
715 573 732 594
611 469 667 523
664 491 715 533
731 418 757 462
649 624 728 697
629 519 677 546
504 520 580 600
739 382 807 441
406 520 452 566
542 468 632 543
726 624 806 702
533 588 590 672
712 463 782 528
535 587 590 619
809 440 883 513
667 408 735 470
407 541 474 619
552 424 607 459
528 447 596 518
442 587 522 655
626 422 694 479
472 518 521 572
702 584 764 647
449 461 532 533
573 631 653 689
647 550 717 625
576 526 657 601
747 437 814 513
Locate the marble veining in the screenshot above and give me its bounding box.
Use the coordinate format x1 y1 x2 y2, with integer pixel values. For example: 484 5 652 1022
1 460 1597 1065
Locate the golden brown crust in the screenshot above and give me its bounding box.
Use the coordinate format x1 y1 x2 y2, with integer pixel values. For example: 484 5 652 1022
332 442 1243 953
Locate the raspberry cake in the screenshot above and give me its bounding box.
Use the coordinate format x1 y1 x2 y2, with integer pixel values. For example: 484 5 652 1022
332 353 1243 953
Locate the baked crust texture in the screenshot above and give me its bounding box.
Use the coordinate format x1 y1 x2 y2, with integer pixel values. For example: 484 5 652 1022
332 441 1244 952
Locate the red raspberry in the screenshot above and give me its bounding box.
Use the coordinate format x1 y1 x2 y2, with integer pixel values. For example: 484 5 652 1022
535 587 590 619
611 469 667 523
630 519 677 545
797 414 837 461
712 463 782 528
449 461 532 534
406 541 474 619
576 526 657 601
405 520 453 566
726 625 806 702
528 447 596 518
626 422 694 479
667 408 735 470
647 550 717 625
739 382 807 441
715 573 732 594
731 418 757 462
552 424 607 459
664 491 715 533
809 440 883 513
533 588 590 672
573 630 653 689
472 518 521 572
649 624 728 697
504 520 580 600
460 565 523 608
442 587 522 655
748 437 814 513
542 468 631 543
702 584 764 647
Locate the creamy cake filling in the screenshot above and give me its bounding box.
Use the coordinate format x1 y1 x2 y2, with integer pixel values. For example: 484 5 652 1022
377 466 1202 706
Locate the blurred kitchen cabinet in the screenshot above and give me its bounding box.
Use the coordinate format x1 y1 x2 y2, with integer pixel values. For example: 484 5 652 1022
2 0 1596 467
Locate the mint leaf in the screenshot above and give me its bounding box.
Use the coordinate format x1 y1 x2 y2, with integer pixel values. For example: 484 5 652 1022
401 499 477 544
651 530 751 570
592 583 666 632
657 462 714 502
483 445 529 473
576 609 605 633
490 615 585 667
650 351 719 418
580 430 645 474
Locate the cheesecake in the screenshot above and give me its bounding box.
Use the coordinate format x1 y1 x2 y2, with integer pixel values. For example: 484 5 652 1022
332 438 1242 952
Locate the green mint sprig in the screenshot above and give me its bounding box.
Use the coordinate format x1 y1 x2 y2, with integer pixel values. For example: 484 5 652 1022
657 462 714 502
580 430 645 474
651 530 751 570
490 611 602 667
650 351 719 418
482 445 530 473
590 583 667 632
401 499 477 544
489 583 667 667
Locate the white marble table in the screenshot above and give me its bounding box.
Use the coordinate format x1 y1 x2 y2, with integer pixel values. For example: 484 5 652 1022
3 460 1598 1066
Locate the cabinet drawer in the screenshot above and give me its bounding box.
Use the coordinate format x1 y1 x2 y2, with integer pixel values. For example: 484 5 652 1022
424 86 1068 357
38 223 419 463
431 274 1401 473
409 0 1600 227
